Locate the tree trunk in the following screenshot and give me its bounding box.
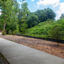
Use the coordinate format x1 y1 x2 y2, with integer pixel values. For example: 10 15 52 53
3 22 6 35
3 23 6 32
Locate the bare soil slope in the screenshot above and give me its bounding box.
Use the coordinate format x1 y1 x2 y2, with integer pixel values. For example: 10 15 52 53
0 35 64 58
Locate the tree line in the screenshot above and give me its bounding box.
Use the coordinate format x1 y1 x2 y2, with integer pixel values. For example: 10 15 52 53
0 0 64 43
0 0 56 34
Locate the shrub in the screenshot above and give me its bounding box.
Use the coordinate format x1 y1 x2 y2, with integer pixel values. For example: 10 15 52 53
2 31 6 35
8 30 12 35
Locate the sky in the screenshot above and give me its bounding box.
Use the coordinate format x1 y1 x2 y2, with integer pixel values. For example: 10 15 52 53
0 0 64 20
18 0 64 20
0 9 2 15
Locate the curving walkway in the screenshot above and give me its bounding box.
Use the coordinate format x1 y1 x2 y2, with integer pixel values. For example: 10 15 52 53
0 38 64 64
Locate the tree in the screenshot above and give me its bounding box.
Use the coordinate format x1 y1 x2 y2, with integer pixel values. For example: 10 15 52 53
44 8 56 20
0 0 19 34
27 13 39 28
0 14 4 30
0 0 14 34
6 0 19 34
35 8 56 22
19 2 30 33
60 14 64 19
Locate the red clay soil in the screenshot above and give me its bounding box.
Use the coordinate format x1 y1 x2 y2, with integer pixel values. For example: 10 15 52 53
0 35 64 58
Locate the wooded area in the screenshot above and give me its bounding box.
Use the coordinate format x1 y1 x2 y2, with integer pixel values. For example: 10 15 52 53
0 0 64 45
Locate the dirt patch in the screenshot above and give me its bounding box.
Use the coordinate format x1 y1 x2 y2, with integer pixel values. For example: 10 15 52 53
0 35 64 58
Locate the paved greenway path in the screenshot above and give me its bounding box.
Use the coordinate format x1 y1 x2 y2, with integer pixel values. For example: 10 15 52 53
0 38 64 64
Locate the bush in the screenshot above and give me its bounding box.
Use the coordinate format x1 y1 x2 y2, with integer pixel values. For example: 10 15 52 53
8 30 12 35
25 20 54 37
49 25 63 39
12 30 20 35
25 19 64 42
2 31 6 35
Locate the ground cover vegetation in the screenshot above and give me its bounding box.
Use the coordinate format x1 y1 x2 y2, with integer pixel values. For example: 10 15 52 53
0 0 64 43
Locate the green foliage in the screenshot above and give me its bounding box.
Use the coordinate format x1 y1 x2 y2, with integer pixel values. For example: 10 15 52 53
0 15 4 30
2 31 6 35
0 0 19 34
0 0 64 42
8 30 12 35
34 8 56 22
25 20 54 38
19 2 29 33
60 14 64 19
48 24 64 40
27 13 39 28
25 19 64 40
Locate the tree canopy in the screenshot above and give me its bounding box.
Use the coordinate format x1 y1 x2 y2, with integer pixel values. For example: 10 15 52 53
34 8 56 22
0 0 64 42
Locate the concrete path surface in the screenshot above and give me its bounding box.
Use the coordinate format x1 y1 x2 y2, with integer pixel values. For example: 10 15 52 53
0 38 64 64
